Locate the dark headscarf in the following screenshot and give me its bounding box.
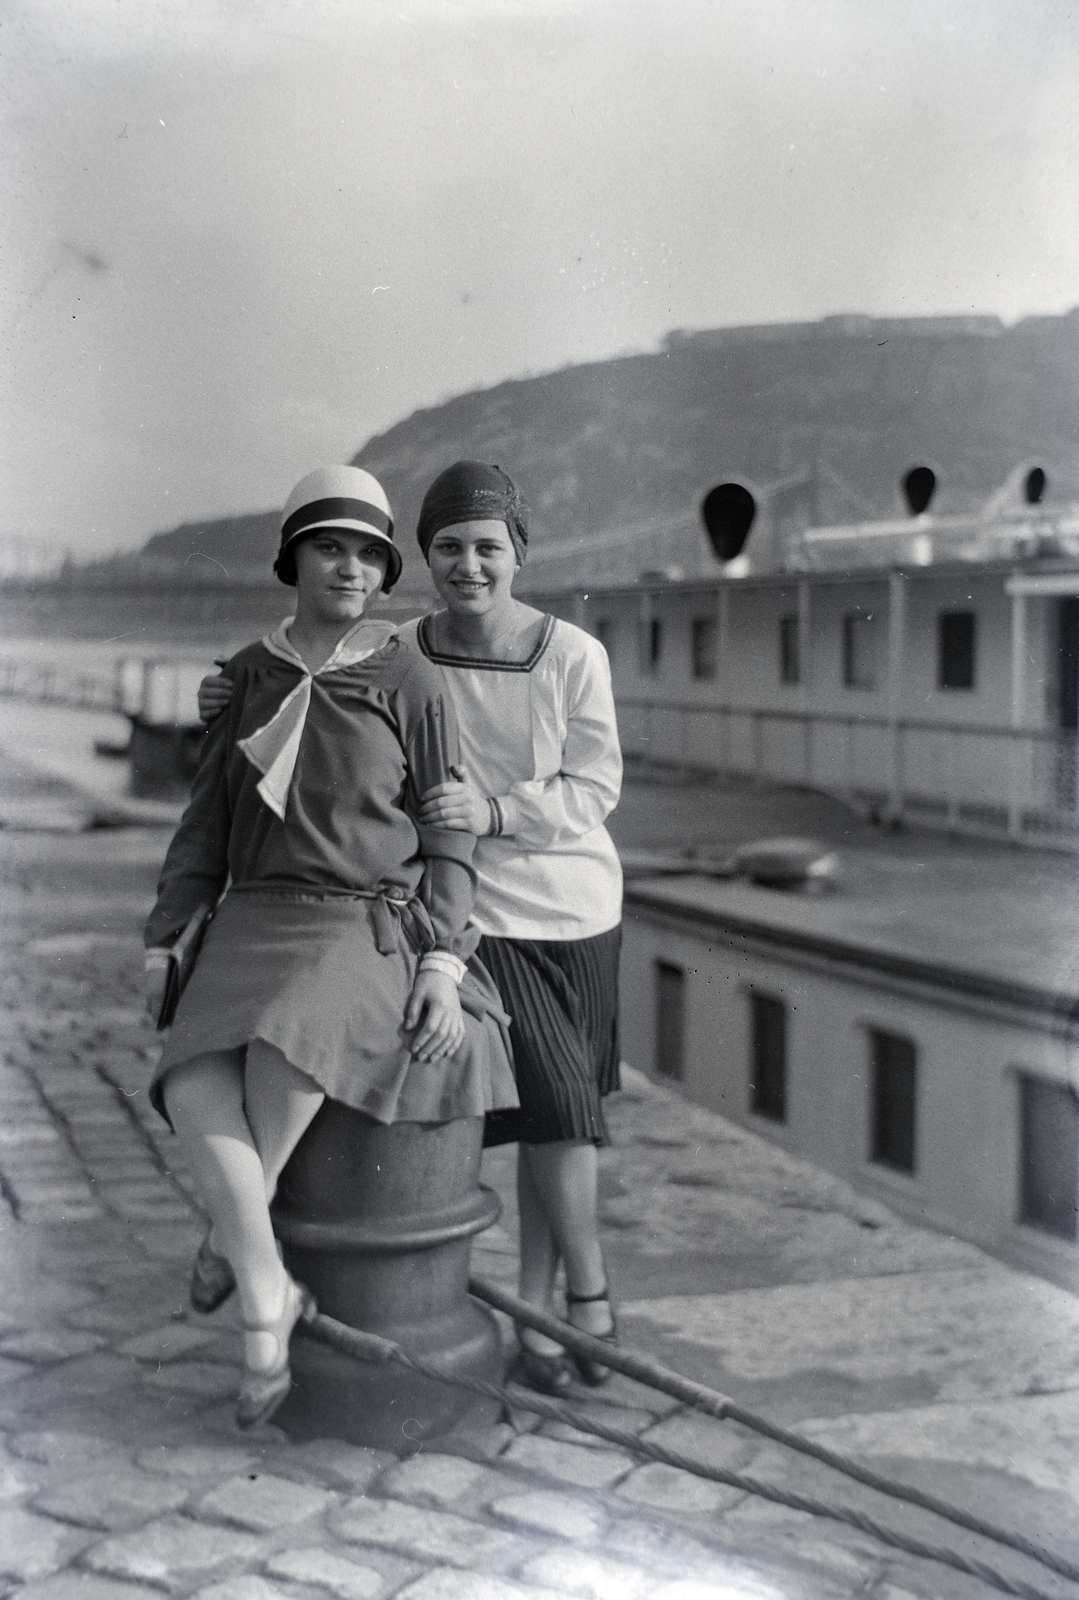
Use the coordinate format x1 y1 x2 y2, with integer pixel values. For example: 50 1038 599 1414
416 461 529 565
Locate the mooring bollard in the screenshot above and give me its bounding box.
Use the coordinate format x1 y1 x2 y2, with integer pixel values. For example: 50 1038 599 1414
269 1103 503 1449
127 716 206 796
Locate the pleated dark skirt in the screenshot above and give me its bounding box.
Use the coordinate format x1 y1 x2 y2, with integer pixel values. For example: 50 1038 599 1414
478 923 621 1148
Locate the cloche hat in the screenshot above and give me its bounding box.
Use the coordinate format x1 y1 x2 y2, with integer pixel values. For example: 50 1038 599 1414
274 465 401 592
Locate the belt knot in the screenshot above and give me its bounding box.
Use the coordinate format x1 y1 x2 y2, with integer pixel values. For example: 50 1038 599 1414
369 890 437 957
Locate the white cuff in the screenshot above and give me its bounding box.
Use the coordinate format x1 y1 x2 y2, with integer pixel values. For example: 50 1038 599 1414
419 951 467 985
144 948 173 971
492 795 518 837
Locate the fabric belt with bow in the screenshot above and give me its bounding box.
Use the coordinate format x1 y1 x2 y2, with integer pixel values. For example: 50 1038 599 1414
229 883 437 958
228 884 512 1038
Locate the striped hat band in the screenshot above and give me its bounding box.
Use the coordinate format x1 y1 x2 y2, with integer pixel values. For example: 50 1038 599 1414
281 496 393 543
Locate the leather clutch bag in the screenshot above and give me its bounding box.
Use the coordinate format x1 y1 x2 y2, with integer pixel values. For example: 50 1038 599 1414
156 903 213 1031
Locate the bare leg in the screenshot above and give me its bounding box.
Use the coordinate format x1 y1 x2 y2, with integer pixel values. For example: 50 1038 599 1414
519 1140 613 1339
243 1039 325 1202
164 1047 323 1378
516 1143 562 1356
164 1050 287 1352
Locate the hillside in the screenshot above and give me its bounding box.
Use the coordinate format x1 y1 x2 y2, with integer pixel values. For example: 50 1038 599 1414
140 510 280 579
135 309 1079 594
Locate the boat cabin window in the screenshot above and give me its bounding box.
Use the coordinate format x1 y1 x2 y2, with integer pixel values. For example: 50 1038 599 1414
779 614 800 685
1057 598 1079 732
870 1029 917 1173
843 612 878 690
1018 1072 1078 1240
595 618 615 666
692 617 717 680
749 992 787 1123
655 962 685 1081
637 615 663 675
938 610 976 691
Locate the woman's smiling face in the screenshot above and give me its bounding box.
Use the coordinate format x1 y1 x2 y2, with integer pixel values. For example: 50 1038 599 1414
426 519 519 616
293 529 390 624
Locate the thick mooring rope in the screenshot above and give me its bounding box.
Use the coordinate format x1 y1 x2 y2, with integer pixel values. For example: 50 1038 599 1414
299 1292 1078 1600
470 1275 1079 1587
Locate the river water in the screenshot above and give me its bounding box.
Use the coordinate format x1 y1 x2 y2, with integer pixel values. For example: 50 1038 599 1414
0 582 433 804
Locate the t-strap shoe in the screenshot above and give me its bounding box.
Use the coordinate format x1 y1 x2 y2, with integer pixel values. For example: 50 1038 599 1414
190 1232 236 1314
566 1286 618 1387
235 1276 316 1430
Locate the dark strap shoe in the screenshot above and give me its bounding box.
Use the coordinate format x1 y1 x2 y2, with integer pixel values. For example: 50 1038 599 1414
190 1232 236 1314
566 1285 618 1387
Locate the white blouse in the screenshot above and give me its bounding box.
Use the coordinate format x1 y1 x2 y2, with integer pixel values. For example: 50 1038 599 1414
400 614 623 941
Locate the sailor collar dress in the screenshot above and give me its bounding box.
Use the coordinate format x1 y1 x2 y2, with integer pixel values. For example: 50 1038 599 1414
144 617 517 1128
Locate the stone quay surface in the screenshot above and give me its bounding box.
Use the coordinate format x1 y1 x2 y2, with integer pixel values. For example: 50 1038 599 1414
1 753 1079 1600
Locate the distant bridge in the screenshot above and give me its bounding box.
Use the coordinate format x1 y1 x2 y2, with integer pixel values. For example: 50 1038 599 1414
0 656 209 726
0 657 121 712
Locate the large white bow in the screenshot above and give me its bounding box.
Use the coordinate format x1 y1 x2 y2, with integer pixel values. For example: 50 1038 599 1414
238 616 397 820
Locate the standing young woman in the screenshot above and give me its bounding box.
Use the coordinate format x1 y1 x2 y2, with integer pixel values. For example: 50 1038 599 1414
146 465 515 1429
409 461 623 1393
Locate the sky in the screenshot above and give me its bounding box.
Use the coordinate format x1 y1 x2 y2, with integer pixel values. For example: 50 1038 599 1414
2 0 1078 557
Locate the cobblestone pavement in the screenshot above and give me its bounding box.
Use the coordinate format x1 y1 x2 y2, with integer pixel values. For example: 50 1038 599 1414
2 794 1079 1599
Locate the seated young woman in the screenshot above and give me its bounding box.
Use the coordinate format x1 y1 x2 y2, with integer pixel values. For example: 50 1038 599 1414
144 464 516 1429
